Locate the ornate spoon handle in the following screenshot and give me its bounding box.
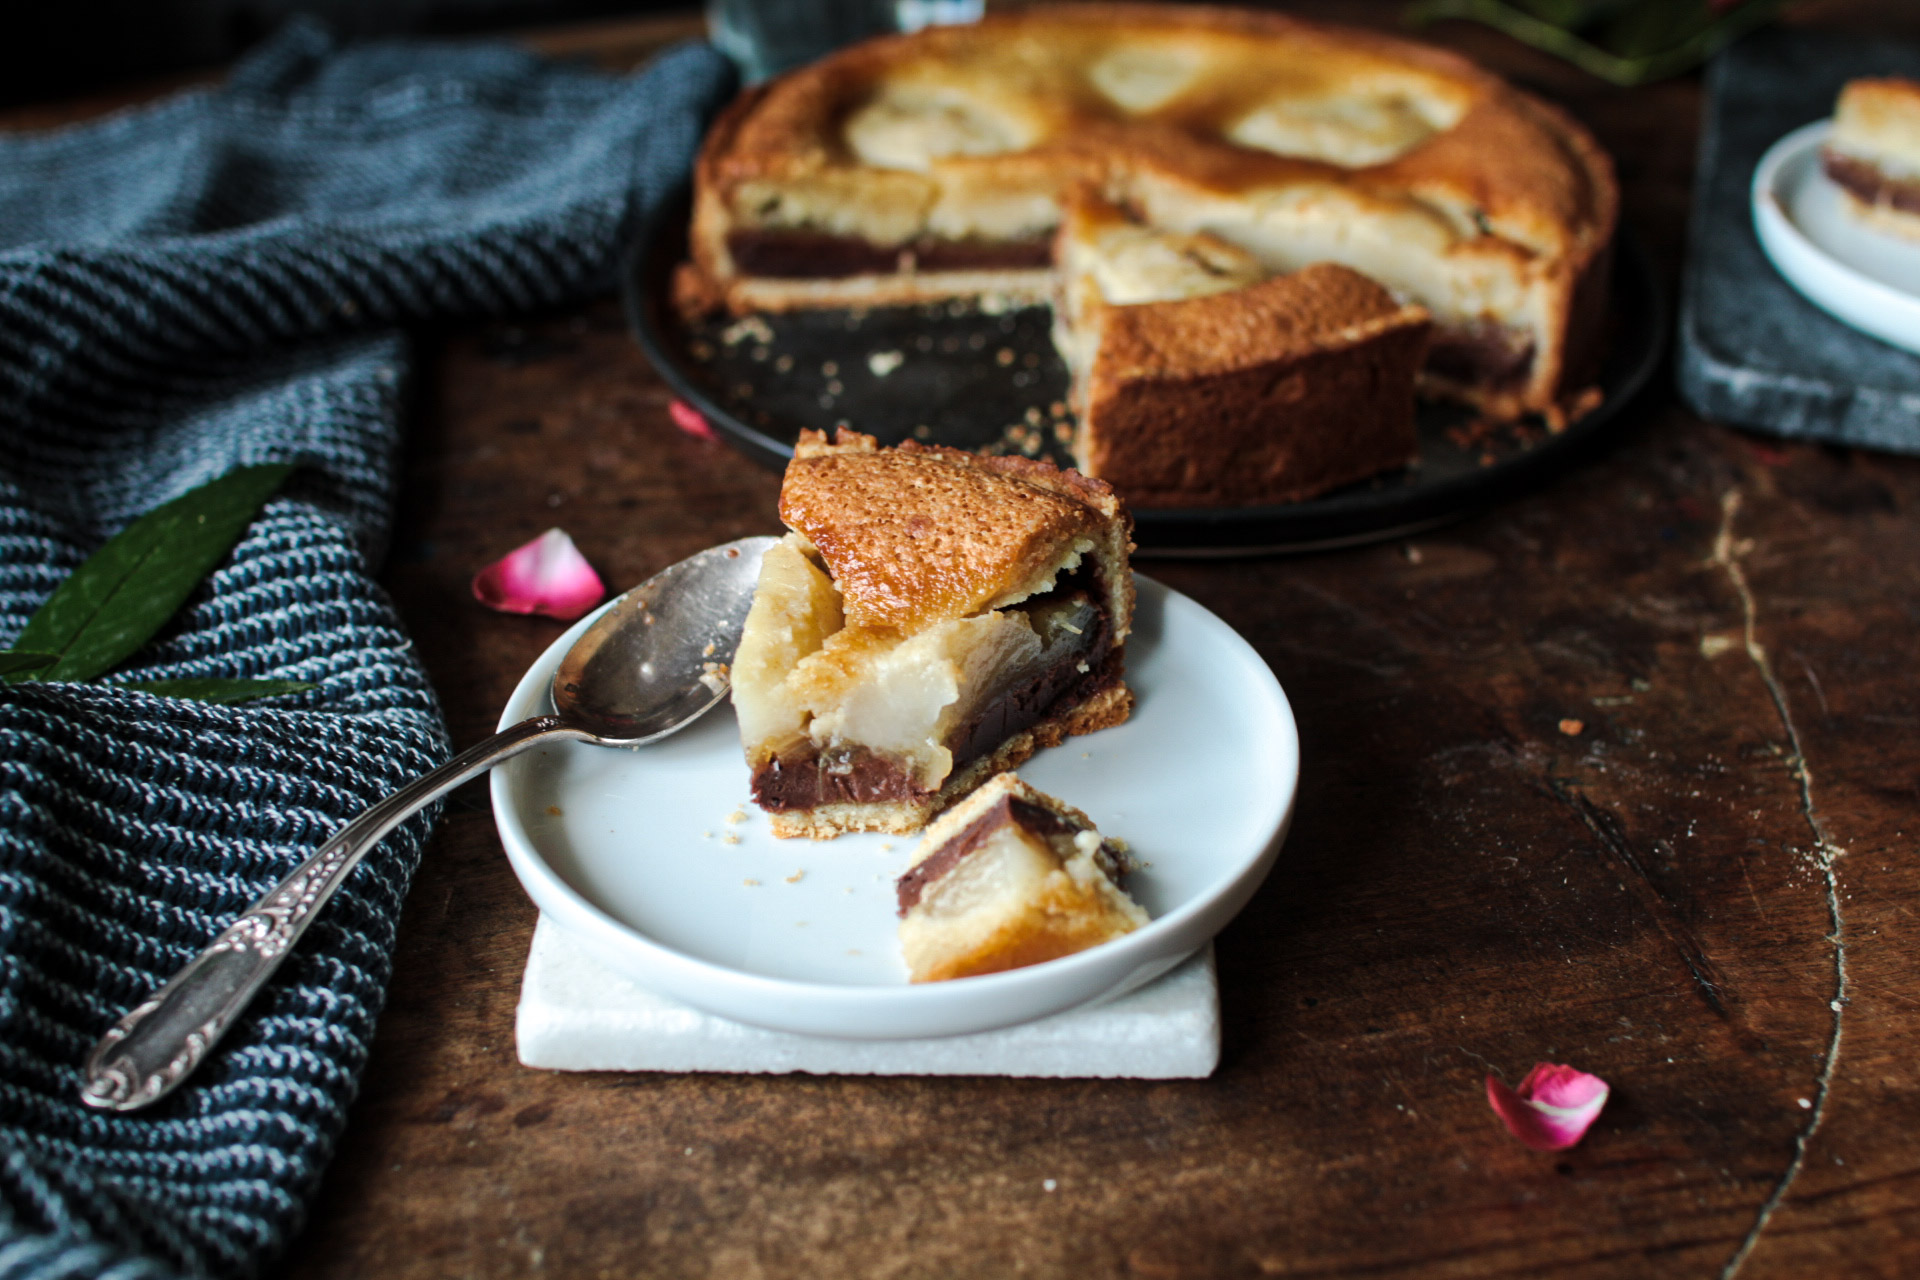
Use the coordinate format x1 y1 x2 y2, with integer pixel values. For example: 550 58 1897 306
80 714 584 1112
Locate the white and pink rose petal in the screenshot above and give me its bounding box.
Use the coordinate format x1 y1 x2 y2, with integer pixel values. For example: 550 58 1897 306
1486 1062 1610 1152
472 528 606 621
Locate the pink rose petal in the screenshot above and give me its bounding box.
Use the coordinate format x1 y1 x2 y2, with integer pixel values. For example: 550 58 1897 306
1487 1063 1610 1152
669 399 716 440
472 528 606 620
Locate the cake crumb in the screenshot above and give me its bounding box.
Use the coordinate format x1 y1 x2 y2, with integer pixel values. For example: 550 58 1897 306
1559 718 1585 736
995 347 1016 366
881 843 894 852
726 808 747 825
774 353 794 373
867 349 905 377
847 948 862 955
820 360 839 377
742 878 760 887
912 424 932 439
786 869 806 884
546 804 563 817
720 316 773 347
722 832 742 846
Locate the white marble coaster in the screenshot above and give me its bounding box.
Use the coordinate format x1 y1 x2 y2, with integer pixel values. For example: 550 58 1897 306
515 915 1219 1078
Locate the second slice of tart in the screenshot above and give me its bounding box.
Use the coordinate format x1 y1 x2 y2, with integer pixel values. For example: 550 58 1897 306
896 772 1147 982
1823 77 1920 240
732 429 1135 838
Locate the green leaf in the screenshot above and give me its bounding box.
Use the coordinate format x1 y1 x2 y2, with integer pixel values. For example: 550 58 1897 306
0 651 57 676
9 463 294 685
1404 0 1784 85
118 678 316 705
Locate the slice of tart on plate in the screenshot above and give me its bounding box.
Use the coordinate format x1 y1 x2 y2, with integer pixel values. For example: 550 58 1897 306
731 429 1135 838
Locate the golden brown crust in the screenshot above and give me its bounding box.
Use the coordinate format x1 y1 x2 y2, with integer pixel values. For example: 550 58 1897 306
780 429 1126 633
1091 262 1425 377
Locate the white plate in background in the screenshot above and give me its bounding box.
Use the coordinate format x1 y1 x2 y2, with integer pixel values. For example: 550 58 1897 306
491 573 1296 1040
1753 120 1920 354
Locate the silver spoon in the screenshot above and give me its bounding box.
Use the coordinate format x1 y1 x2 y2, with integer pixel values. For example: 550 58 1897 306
79 535 778 1112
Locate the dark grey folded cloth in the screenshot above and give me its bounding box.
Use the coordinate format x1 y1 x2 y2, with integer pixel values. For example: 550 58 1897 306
0 22 731 1279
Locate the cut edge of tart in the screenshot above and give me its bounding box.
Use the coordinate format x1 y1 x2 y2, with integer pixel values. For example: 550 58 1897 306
1055 191 1433 507
732 430 1135 838
896 771 1148 982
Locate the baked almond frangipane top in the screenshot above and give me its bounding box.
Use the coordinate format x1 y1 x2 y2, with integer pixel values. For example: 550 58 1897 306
735 430 1135 838
779 429 1126 634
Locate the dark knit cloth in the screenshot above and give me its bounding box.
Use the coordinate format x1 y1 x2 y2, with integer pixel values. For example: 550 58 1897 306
0 25 731 1278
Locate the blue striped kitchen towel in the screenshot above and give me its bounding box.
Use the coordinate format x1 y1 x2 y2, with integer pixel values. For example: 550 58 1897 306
0 22 731 1279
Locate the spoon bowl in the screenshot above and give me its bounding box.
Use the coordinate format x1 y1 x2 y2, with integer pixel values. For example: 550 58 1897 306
553 536 776 743
80 535 779 1111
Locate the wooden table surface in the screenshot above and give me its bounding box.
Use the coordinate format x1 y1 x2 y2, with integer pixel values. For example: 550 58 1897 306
26 4 1920 1276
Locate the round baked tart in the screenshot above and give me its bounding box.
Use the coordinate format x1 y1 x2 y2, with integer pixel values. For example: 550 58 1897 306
687 0 1618 463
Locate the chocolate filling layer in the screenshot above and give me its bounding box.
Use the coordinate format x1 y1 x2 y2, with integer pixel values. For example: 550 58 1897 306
1427 320 1536 390
752 744 928 810
896 794 1023 914
727 228 1052 279
751 565 1119 813
947 584 1112 766
896 796 1099 915
1823 150 1920 216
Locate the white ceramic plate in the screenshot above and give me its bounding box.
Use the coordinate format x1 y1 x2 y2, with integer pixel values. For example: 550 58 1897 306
491 573 1297 1040
1753 120 1920 354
